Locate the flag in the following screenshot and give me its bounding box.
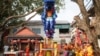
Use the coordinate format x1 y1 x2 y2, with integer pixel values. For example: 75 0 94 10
75 28 82 46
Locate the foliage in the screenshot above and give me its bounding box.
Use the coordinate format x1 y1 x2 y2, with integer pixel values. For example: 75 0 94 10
0 0 65 29
0 0 65 51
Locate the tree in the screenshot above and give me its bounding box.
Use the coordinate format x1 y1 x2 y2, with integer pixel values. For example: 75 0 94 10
0 0 65 51
71 0 100 55
0 0 65 29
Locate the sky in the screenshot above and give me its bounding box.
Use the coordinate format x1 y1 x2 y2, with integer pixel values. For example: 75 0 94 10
26 0 81 23
57 0 80 23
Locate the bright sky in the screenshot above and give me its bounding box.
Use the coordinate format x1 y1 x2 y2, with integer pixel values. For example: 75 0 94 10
26 0 80 23
57 0 80 23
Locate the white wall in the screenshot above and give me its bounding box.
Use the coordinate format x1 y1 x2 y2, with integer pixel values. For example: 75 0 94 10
27 25 71 44
98 39 100 48
53 29 60 43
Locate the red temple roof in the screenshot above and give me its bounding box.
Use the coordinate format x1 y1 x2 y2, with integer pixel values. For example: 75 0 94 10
7 26 43 40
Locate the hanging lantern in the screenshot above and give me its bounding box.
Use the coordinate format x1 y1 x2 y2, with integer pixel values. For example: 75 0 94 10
41 0 57 38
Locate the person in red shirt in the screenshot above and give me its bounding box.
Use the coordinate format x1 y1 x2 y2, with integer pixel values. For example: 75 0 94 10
25 44 30 56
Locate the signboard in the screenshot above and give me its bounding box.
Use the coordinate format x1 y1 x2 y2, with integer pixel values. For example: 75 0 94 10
55 24 70 29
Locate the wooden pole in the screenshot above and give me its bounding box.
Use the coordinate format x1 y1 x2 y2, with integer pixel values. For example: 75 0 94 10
38 42 43 56
53 42 57 56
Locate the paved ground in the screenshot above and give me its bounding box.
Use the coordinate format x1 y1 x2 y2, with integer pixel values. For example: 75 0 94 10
0 53 3 56
0 52 33 56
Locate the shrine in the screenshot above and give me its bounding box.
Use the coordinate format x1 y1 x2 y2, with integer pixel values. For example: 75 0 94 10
7 26 43 51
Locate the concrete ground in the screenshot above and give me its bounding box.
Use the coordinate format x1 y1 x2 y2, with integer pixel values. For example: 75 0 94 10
0 53 3 56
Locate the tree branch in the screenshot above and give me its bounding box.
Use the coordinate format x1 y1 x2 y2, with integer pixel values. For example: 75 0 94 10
0 5 7 16
1 6 43 27
76 0 90 26
73 15 82 27
7 12 38 29
77 0 88 16
73 15 88 31
74 15 82 22
93 0 100 16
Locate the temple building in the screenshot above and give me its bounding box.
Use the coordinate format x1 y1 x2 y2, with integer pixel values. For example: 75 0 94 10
23 20 71 44
6 26 43 51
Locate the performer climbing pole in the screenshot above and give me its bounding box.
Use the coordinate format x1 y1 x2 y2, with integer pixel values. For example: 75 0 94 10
41 0 57 38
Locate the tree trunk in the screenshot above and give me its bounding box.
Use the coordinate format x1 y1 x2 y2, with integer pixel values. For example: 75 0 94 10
0 29 10 51
0 32 3 51
73 0 100 55
93 0 100 55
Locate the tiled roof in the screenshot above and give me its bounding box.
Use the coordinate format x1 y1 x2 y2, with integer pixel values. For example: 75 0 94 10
7 26 43 40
